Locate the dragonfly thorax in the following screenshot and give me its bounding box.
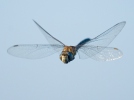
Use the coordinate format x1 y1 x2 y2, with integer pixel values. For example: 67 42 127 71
60 46 76 64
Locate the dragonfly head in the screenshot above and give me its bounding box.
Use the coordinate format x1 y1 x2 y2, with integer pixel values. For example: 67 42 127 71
60 51 74 64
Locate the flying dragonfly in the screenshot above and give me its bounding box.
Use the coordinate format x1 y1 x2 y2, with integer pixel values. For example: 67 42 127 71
7 20 126 64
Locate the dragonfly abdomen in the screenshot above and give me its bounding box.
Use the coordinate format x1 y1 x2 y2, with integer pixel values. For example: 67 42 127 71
76 38 91 50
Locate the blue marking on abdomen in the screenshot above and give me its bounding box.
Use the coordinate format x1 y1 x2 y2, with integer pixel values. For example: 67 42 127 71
76 38 91 50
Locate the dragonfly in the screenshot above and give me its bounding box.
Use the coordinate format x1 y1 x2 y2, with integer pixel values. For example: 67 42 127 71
7 20 126 64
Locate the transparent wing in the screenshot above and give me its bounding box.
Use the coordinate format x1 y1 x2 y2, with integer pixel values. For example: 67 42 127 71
78 45 105 59
77 21 126 49
78 46 123 61
91 47 123 61
7 44 63 59
88 21 126 46
77 21 125 61
33 20 65 47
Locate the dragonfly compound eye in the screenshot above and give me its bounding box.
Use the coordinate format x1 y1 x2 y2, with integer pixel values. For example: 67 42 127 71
67 52 74 61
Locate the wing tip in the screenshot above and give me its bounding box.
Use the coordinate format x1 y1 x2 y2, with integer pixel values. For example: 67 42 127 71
32 19 38 25
7 45 19 53
118 21 126 26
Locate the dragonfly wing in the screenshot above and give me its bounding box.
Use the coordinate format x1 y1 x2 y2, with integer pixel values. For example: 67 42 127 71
77 21 125 60
77 50 89 59
33 20 65 46
78 46 123 61
90 47 123 61
78 45 105 59
89 21 126 46
7 44 63 59
77 21 126 49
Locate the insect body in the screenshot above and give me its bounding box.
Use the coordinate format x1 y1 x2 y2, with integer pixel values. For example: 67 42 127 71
7 20 126 64
60 46 76 64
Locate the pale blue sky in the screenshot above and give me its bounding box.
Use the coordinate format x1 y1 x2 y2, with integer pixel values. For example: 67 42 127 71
0 0 134 100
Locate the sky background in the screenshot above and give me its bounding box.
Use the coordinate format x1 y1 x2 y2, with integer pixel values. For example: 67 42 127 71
0 0 134 100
